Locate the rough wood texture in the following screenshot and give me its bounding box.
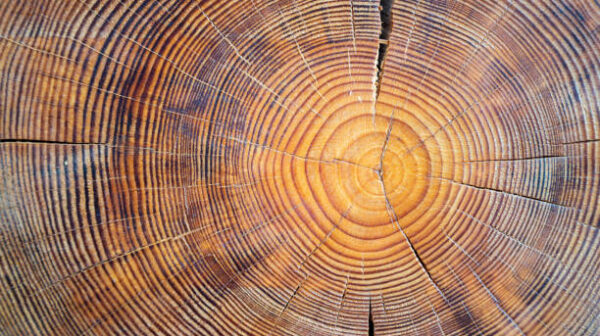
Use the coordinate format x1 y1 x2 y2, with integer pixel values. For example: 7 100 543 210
1 0 600 335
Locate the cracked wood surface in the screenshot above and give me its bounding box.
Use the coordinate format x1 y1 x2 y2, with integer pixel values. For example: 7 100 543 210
1 0 600 335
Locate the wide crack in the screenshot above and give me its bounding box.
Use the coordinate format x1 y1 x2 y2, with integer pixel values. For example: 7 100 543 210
368 298 374 336
374 0 448 310
375 0 394 99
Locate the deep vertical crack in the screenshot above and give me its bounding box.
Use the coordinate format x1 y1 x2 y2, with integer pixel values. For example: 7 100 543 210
373 0 446 305
368 298 375 336
375 0 394 99
376 0 394 168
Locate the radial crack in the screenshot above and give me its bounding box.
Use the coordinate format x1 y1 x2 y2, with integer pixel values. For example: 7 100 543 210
377 170 449 304
267 273 310 336
433 176 575 210
375 0 393 98
372 0 394 124
217 134 378 172
280 274 308 316
349 0 357 53
0 139 106 146
335 274 350 329
298 206 351 270
368 298 375 336
460 155 567 163
466 263 526 335
333 158 379 172
562 138 600 145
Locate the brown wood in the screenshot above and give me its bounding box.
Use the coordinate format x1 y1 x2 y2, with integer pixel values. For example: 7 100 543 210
1 0 599 335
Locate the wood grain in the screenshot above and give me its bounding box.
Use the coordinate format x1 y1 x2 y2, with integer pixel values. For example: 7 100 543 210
1 0 599 335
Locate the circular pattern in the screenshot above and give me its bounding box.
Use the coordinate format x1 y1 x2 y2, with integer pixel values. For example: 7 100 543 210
1 0 600 335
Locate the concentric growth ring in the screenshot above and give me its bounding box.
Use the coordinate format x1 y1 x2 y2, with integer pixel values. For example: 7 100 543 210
1 1 599 335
